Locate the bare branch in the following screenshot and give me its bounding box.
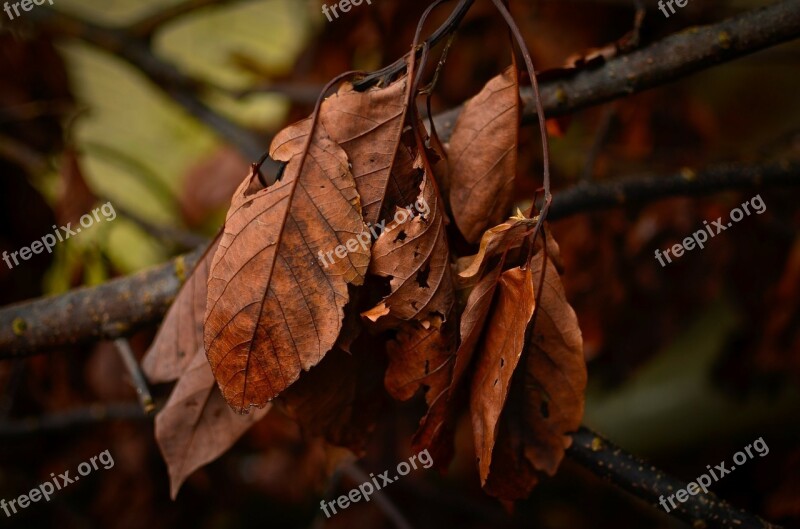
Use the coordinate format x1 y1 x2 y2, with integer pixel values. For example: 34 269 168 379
0 160 796 358
569 426 783 529
114 338 155 415
433 0 800 140
0 403 146 438
0 245 206 358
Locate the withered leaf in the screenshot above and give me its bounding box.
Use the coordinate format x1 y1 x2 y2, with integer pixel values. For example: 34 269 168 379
451 262 503 390
143 235 220 384
155 347 269 499
363 171 454 330
205 119 370 413
447 65 520 243
281 343 387 454
482 236 586 499
458 216 535 283
318 77 410 225
385 315 458 467
470 267 535 483
521 242 586 476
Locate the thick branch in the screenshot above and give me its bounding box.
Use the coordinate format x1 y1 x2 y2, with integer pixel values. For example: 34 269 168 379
569 426 783 529
0 246 205 357
0 161 796 358
433 0 800 139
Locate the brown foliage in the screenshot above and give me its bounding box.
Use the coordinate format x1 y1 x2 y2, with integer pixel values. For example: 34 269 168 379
146 14 587 501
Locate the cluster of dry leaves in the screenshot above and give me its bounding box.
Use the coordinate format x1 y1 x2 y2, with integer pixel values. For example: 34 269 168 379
141 18 587 502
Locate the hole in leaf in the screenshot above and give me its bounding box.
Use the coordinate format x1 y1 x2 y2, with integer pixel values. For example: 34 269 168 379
540 400 550 418
416 264 431 288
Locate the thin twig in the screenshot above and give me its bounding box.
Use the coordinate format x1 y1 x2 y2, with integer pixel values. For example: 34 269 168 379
569 426 783 529
0 403 147 438
113 338 155 415
0 160 796 358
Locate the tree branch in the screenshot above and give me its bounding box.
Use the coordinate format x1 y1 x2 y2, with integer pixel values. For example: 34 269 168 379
0 246 205 358
0 403 146 438
0 160 796 358
432 0 800 140
569 426 783 529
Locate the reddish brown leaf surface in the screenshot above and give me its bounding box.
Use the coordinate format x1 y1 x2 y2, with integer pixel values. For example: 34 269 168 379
155 348 269 499
205 120 370 413
281 344 388 454
451 262 503 390
143 235 220 384
470 266 536 483
318 77 409 225
447 66 520 243
483 238 586 499
458 216 535 283
363 172 454 330
385 315 459 467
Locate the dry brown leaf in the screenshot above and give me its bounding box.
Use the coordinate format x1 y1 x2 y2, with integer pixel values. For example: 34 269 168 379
142 235 220 384
458 216 534 283
447 65 520 243
154 348 269 499
451 262 503 390
319 77 410 224
205 119 370 413
482 237 586 499
470 267 535 483
385 315 459 467
362 171 454 330
281 344 388 454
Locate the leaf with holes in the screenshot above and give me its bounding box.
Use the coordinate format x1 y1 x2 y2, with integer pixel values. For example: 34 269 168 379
470 266 535 483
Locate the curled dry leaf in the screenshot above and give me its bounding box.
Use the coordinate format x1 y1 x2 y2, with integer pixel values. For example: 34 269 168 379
205 119 370 413
155 347 269 499
363 169 454 331
470 266 535 483
447 65 520 243
143 235 220 384
482 236 586 499
458 216 534 283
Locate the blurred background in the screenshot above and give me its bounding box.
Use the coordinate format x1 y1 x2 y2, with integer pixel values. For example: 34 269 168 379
0 0 798 527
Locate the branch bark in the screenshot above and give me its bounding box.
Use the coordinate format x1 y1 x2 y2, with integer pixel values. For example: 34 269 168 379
569 426 783 529
0 160 796 358
433 0 800 139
